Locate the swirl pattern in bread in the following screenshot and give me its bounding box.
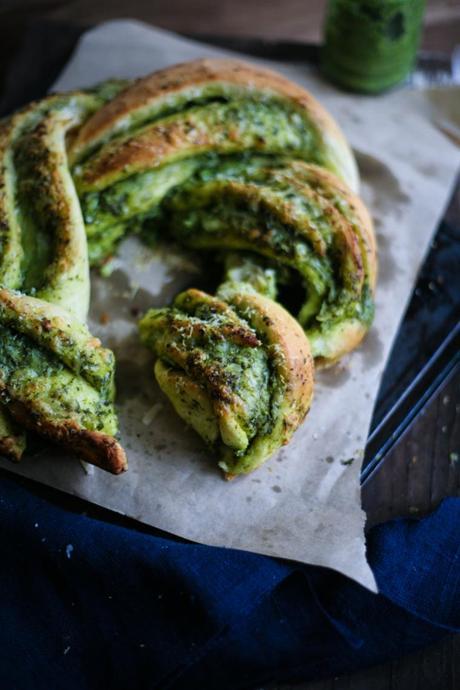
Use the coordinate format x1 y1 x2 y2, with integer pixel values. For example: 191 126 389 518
139 278 314 478
0 58 376 478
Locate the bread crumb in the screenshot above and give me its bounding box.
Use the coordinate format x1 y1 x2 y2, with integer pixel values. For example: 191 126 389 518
142 402 164 426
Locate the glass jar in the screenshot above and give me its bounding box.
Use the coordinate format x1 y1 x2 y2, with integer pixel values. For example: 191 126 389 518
322 0 426 93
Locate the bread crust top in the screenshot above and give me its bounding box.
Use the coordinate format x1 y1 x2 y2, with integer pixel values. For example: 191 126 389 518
71 58 358 190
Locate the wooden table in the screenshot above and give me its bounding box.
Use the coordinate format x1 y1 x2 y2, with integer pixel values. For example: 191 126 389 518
0 1 459 688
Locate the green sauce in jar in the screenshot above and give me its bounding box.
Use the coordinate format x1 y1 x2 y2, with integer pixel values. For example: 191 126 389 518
322 0 426 93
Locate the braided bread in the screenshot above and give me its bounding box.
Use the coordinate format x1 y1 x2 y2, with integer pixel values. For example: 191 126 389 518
0 58 376 478
0 83 127 472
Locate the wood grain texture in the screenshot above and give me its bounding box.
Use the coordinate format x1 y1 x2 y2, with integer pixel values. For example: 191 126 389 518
3 0 458 47
363 367 460 529
1 0 459 93
3 0 327 43
271 635 460 690
0 2 458 689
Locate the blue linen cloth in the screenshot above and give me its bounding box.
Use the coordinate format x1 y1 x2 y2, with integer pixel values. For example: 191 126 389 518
0 474 458 690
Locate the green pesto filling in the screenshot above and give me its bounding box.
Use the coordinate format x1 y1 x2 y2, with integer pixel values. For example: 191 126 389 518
74 99 325 193
73 83 327 166
84 158 373 342
3 82 128 291
69 89 372 357
140 299 273 456
87 221 131 266
171 200 369 335
164 183 335 316
14 139 58 293
0 324 117 434
82 154 374 351
82 155 278 261
15 189 52 293
219 252 278 301
80 159 200 236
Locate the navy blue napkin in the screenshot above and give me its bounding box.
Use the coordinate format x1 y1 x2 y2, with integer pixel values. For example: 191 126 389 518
0 474 458 690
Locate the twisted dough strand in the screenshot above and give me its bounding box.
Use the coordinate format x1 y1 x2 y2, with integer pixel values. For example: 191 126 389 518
0 85 128 472
70 58 358 190
139 280 314 478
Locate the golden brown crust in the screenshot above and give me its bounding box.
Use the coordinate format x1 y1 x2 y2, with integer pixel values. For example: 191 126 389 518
297 163 377 291
3 394 127 474
77 117 210 190
71 58 355 180
229 291 314 437
272 162 376 364
224 291 314 480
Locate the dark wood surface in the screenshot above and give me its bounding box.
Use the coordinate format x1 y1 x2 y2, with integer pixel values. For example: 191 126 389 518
0 2 459 689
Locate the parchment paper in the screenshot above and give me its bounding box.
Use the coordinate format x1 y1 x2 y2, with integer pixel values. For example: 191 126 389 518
2 20 459 591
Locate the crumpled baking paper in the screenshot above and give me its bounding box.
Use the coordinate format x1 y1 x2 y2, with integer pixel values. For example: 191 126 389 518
3 20 460 591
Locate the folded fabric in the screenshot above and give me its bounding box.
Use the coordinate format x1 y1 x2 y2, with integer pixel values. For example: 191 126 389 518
0 475 458 690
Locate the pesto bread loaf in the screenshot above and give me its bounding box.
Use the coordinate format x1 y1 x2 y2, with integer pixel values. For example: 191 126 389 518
139 283 314 478
0 58 376 478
